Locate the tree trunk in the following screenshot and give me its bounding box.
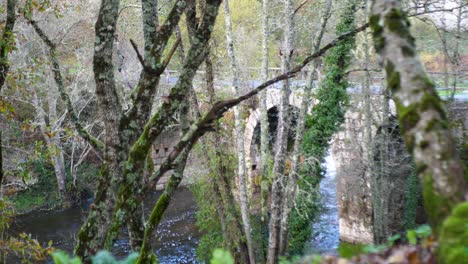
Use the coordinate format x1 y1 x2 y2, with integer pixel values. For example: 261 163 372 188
0 0 17 192
266 0 295 261
279 0 332 254
75 0 122 260
223 0 256 262
370 0 467 235
203 52 234 253
259 0 270 220
449 1 462 101
0 130 3 196
31 91 67 197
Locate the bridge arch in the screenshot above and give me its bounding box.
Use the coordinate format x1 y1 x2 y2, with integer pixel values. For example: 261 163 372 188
243 88 314 181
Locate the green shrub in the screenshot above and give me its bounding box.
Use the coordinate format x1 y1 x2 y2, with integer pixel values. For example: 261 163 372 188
51 251 139 264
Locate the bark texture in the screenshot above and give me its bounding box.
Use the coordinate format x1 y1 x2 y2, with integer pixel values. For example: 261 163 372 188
141 0 159 66
75 0 122 260
259 0 270 196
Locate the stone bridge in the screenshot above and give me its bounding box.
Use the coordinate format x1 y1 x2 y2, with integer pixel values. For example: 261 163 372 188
151 69 468 244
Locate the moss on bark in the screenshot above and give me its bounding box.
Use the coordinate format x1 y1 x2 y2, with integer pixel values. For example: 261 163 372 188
439 202 468 264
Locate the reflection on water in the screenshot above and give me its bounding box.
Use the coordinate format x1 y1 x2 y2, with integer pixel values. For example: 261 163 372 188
12 188 200 263
306 154 340 255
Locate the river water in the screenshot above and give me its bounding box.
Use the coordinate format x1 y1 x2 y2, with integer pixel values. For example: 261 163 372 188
11 156 341 263
12 188 201 263
305 154 340 255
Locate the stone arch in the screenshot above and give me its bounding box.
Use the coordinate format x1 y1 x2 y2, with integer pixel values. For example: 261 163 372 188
243 88 312 181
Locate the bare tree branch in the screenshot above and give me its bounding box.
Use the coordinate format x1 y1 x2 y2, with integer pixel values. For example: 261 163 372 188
29 19 104 153
130 39 145 67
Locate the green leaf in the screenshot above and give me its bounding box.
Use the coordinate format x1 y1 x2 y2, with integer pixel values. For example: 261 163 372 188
387 234 401 246
91 251 117 264
51 251 81 264
414 224 431 238
363 244 387 254
311 255 323 264
407 230 417 245
210 249 234 264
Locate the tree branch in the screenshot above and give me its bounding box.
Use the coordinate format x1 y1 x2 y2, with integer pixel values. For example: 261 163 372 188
123 0 187 142
408 3 468 17
29 19 104 153
130 39 145 67
345 67 381 75
162 37 181 69
0 0 17 90
294 0 311 15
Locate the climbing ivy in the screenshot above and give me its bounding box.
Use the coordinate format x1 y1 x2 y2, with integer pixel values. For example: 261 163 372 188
302 0 357 176
403 171 422 230
288 0 358 255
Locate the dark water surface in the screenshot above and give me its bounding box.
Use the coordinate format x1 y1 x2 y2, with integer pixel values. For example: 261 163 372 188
11 188 201 263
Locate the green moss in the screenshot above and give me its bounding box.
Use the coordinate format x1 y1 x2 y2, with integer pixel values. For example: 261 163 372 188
421 174 451 234
384 8 405 32
420 92 447 120
419 140 429 149
439 202 468 264
395 101 419 132
385 61 401 91
369 15 385 52
384 8 415 46
416 163 428 174
401 45 415 57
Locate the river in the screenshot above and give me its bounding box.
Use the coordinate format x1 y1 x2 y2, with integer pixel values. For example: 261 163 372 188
12 188 201 263
11 156 341 263
306 154 340 255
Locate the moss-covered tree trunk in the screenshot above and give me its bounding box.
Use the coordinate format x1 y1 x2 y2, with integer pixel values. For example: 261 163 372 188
370 0 467 235
74 1 122 261
0 0 17 193
141 0 158 67
75 0 188 258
